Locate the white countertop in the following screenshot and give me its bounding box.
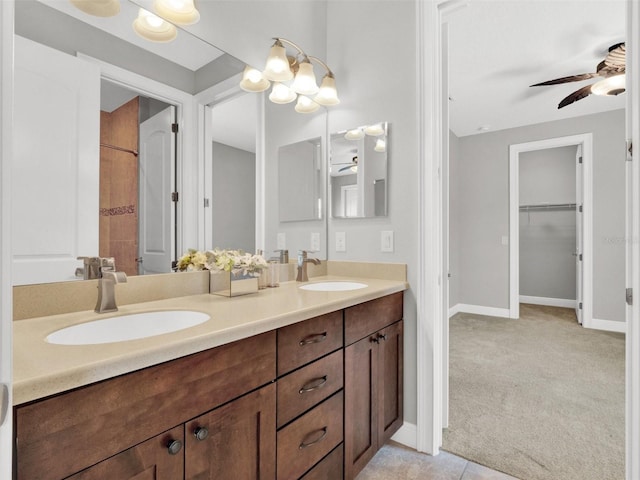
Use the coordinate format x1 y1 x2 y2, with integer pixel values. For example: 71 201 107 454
14 275 407 405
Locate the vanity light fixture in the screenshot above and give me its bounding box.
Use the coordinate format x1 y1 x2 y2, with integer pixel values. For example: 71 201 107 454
344 128 365 140
133 8 178 43
364 123 385 136
153 0 200 25
70 0 121 17
241 37 340 113
374 138 386 153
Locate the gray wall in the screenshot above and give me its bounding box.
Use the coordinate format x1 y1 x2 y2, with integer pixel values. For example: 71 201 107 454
450 109 626 322
212 142 255 253
519 146 577 300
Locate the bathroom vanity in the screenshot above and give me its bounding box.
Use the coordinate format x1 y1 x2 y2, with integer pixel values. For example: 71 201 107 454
13 274 406 480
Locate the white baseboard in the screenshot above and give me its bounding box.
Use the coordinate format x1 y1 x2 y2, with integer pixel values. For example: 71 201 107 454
449 303 511 319
586 317 627 333
519 295 576 308
391 421 417 449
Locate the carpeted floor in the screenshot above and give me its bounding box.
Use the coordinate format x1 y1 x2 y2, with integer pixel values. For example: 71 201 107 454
442 304 625 480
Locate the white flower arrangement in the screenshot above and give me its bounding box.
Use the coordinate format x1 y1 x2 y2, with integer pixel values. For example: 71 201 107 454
177 248 268 277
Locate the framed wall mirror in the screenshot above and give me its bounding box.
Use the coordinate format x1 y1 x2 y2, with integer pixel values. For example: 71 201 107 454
330 122 389 218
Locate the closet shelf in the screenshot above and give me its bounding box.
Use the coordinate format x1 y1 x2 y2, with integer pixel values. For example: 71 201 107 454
519 203 577 211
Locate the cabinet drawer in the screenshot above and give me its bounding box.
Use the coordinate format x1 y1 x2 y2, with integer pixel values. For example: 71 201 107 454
277 391 344 480
15 331 276 480
278 310 343 375
277 350 343 428
300 443 344 480
345 292 403 345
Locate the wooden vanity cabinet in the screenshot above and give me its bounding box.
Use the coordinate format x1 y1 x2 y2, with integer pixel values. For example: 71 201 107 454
344 292 404 480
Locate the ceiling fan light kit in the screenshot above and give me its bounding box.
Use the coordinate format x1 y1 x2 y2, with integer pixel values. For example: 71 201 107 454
240 37 340 114
530 42 626 109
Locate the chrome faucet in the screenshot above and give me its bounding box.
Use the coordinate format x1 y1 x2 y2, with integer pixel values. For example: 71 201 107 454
95 269 127 313
296 250 320 282
274 249 289 264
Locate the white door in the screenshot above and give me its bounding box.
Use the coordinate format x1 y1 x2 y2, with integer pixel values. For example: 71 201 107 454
12 36 100 284
138 106 175 275
575 144 584 324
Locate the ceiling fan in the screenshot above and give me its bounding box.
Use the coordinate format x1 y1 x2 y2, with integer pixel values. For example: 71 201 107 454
530 42 626 109
333 156 358 173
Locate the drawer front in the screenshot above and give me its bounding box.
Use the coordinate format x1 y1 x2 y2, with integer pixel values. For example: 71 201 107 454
345 292 403 345
278 310 343 375
277 391 344 480
15 331 276 480
300 443 344 480
277 350 344 428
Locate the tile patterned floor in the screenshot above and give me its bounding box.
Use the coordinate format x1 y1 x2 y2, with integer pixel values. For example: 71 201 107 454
356 442 520 480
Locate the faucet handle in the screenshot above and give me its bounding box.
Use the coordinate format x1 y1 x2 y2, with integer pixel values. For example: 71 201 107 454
274 249 289 263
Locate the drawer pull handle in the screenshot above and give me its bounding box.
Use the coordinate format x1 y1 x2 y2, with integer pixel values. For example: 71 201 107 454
378 333 388 341
299 427 327 449
193 426 209 441
370 336 380 344
167 439 183 455
299 375 328 394
299 332 327 346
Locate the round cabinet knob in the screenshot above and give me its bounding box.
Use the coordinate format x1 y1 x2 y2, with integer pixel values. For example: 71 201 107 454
167 439 183 455
193 426 209 441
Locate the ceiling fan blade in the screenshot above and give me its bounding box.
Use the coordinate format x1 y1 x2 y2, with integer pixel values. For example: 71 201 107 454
339 165 355 172
558 84 594 109
530 73 598 87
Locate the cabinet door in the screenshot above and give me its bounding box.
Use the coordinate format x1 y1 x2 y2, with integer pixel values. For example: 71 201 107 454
67 426 184 480
185 384 276 480
378 321 403 445
344 335 379 480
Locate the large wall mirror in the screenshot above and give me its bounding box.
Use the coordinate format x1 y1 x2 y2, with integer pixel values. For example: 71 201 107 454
12 0 250 285
330 122 389 218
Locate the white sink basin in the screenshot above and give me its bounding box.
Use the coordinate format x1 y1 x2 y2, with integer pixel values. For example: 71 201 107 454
46 311 210 345
299 281 368 292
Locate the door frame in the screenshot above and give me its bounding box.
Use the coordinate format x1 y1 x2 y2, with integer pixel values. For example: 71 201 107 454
508 134 593 324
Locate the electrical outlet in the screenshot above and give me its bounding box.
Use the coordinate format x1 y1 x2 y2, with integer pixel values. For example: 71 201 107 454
381 230 394 252
335 232 346 252
277 233 286 250
311 232 320 251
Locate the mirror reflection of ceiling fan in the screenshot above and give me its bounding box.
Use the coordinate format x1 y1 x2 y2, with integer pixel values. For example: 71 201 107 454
530 42 626 109
337 156 358 173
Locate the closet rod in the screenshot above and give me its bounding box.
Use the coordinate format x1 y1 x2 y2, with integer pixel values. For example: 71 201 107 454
519 203 576 211
100 143 139 157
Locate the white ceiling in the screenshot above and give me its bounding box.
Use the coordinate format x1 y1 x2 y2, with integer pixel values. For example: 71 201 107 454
448 0 626 137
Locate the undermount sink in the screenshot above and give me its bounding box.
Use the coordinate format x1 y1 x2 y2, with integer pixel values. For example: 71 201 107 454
299 281 368 292
46 311 210 345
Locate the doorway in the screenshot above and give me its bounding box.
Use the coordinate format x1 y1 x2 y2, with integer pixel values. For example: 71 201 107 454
509 134 593 324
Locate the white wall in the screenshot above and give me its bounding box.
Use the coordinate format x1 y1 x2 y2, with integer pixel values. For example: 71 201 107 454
449 131 461 308
212 142 256 253
519 146 577 301
451 109 626 323
326 0 419 424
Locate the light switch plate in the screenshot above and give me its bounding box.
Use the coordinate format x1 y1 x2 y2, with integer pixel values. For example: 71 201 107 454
501 235 509 246
311 232 320 251
277 233 286 250
381 230 394 252
335 232 346 252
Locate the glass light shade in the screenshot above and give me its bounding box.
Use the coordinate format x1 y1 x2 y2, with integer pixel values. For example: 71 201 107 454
344 128 365 140
153 0 200 25
269 83 297 104
264 44 293 82
314 74 340 106
591 74 626 96
295 96 320 114
239 66 270 93
364 123 385 136
70 0 120 17
374 138 386 153
133 8 177 42
291 61 319 95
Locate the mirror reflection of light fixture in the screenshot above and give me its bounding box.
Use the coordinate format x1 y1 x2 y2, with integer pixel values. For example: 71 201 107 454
70 0 120 17
374 138 386 153
133 8 178 43
364 123 385 136
591 74 626 96
240 66 270 93
295 95 320 113
242 37 339 114
153 0 200 25
344 128 365 140
269 82 297 104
